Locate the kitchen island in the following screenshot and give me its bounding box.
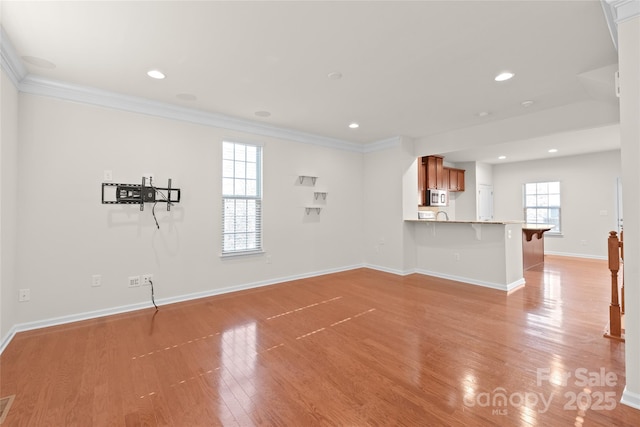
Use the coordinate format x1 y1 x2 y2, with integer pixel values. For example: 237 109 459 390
522 224 554 270
406 220 525 292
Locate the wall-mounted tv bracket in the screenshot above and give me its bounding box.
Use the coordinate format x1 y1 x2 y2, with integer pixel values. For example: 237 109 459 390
101 177 181 211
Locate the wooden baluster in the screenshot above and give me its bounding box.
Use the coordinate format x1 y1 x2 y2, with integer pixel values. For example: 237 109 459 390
606 231 622 339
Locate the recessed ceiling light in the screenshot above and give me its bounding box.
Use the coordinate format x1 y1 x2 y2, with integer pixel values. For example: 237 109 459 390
147 69 166 79
176 93 197 101
498 155 507 160
548 148 558 153
521 100 534 108
477 111 490 118
21 55 56 69
348 123 359 129
328 71 343 80
255 111 271 118
494 71 515 82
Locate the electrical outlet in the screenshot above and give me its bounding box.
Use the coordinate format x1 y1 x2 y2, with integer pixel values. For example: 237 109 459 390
142 274 153 286
128 275 141 288
103 170 113 182
453 252 461 262
92 274 101 287
19 289 30 302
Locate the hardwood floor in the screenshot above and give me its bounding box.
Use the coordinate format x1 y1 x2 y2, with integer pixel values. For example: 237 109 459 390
1 255 639 426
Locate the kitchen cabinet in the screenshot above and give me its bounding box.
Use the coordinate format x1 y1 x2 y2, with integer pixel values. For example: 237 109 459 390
418 157 427 205
446 167 465 192
425 156 444 190
418 156 465 205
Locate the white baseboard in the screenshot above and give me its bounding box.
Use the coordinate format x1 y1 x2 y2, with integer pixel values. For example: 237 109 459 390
545 251 607 260
350 264 527 292
0 263 365 355
363 263 414 276
157 263 366 307
0 325 17 355
414 269 525 292
621 386 640 410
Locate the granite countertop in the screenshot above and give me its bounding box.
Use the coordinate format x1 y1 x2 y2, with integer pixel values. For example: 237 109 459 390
522 223 555 230
406 219 524 225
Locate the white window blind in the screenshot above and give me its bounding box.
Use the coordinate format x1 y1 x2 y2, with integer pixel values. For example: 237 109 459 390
523 181 561 233
222 141 262 255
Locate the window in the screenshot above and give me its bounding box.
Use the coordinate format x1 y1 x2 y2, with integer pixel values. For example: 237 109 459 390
524 181 561 233
222 141 262 255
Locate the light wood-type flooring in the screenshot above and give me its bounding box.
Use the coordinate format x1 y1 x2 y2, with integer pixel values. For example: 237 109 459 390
1 255 639 426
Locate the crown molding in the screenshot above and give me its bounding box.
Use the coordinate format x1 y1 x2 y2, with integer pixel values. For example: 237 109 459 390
0 23 402 153
609 0 640 23
19 74 368 152
361 136 403 153
0 26 27 86
602 0 640 50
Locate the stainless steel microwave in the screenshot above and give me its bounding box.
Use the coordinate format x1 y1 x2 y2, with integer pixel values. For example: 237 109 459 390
426 189 448 207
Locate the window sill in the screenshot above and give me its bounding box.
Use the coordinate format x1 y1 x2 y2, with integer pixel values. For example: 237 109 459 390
220 250 265 259
545 232 563 238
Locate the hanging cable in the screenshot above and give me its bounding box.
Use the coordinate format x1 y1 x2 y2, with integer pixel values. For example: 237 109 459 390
152 200 160 229
148 177 173 230
149 279 159 311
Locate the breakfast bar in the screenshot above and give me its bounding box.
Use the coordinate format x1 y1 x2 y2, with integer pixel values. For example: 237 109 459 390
406 220 525 292
522 224 554 270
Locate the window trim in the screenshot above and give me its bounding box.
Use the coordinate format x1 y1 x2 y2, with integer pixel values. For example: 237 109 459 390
220 249 265 259
523 180 562 235
221 141 263 256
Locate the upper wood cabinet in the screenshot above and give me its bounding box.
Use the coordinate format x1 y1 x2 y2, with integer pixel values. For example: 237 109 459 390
418 157 427 205
418 156 465 199
446 167 465 192
425 155 444 190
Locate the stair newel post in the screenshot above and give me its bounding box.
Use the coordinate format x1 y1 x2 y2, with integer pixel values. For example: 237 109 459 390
607 231 622 338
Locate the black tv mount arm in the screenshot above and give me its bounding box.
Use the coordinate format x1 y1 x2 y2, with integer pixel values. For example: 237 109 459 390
101 177 181 211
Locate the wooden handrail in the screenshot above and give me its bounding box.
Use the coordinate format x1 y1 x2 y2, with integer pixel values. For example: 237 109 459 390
605 231 623 340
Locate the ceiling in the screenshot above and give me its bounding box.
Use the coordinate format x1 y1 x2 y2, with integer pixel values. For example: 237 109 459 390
442 123 620 165
0 0 620 159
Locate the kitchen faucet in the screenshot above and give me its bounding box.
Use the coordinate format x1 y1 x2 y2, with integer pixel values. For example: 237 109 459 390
436 211 449 221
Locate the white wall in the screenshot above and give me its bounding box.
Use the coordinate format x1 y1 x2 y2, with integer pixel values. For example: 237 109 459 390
363 138 416 274
1 70 19 342
12 93 364 327
413 222 523 291
451 161 492 221
618 13 640 409
476 162 493 187
493 149 621 258
451 161 477 221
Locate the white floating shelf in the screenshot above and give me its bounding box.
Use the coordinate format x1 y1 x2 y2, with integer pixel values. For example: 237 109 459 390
298 175 317 185
314 192 328 200
305 207 322 215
